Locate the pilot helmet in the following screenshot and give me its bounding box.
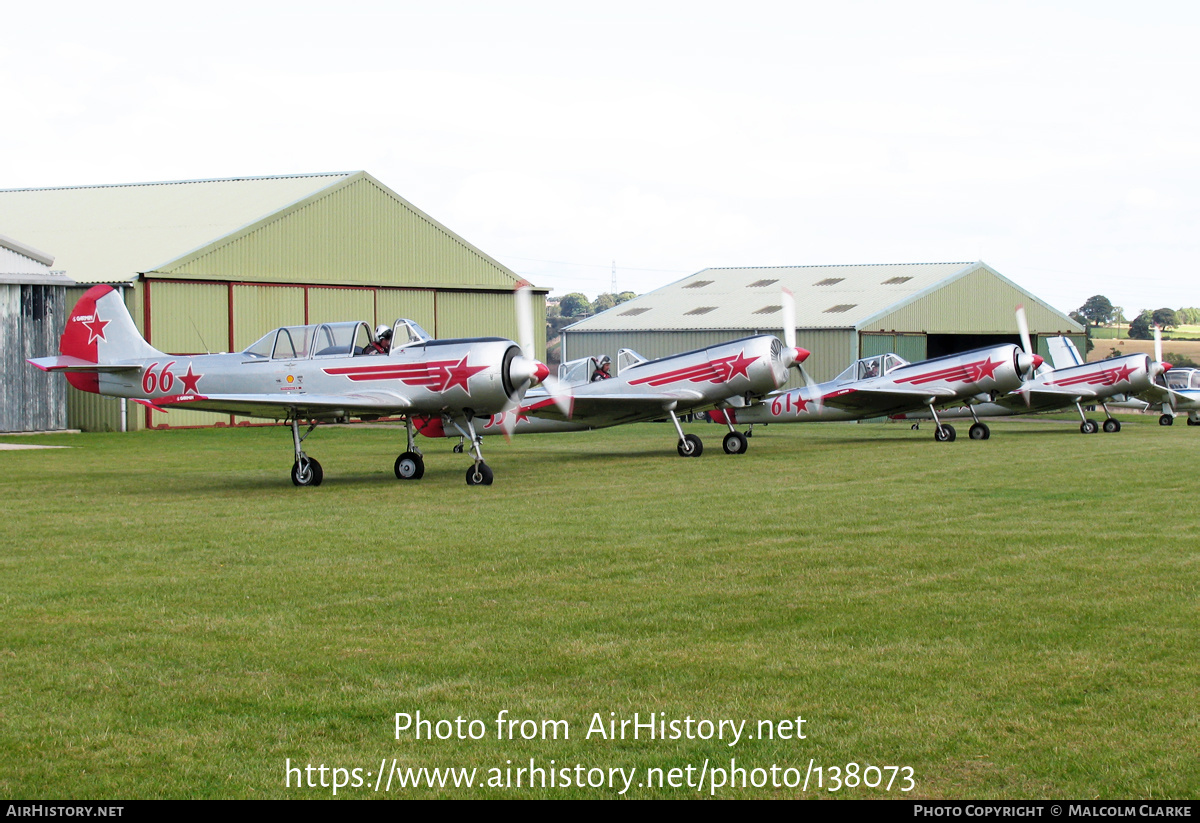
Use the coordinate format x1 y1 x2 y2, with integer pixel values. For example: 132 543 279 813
375 324 393 341
598 354 611 366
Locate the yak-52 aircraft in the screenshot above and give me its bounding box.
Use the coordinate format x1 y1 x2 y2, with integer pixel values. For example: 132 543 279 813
414 333 811 457
892 333 1171 434
1134 367 1200 426
28 284 556 486
1117 330 1200 427
706 304 1043 442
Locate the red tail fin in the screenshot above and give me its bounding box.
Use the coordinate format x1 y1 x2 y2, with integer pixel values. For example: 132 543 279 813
57 285 162 392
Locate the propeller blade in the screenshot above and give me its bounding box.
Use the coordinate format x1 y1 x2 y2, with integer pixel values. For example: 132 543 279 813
798 362 818 389
1154 324 1163 365
1015 303 1039 382
515 281 534 358
781 287 797 350
542 374 574 418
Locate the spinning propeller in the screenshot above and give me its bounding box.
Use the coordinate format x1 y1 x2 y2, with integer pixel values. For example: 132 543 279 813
502 283 572 437
1013 304 1045 406
1152 324 1174 410
780 287 814 382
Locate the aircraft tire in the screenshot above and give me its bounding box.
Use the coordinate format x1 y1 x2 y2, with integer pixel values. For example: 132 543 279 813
1080 420 1099 434
723 431 749 455
934 424 956 442
1103 419 1121 433
1187 418 1200 426
677 434 704 457
395 452 425 480
1159 414 1174 426
465 462 494 486
291 457 323 487
969 423 990 440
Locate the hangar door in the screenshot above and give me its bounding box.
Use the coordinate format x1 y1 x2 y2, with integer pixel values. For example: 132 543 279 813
860 333 927 363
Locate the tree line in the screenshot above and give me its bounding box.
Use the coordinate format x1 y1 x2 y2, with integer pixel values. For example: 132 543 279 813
1073 295 1199 340
546 291 638 337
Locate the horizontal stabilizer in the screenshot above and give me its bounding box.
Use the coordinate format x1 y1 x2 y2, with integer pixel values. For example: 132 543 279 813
27 356 142 373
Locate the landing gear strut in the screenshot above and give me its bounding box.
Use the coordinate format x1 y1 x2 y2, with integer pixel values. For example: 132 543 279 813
1073 402 1100 434
447 413 493 485
665 404 703 457
288 417 323 487
926 403 956 442
394 417 425 480
718 413 749 454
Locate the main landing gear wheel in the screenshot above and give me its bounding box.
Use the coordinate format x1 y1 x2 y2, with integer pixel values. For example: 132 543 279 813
395 452 425 480
934 424 956 442
723 431 749 454
1188 418 1200 427
1080 419 1099 434
1103 418 1121 433
677 433 704 457
465 462 494 486
291 457 323 487
1159 414 1174 426
968 422 990 440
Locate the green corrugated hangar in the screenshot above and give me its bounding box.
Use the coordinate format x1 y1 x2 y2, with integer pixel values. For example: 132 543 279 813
562 262 1084 388
0 172 543 431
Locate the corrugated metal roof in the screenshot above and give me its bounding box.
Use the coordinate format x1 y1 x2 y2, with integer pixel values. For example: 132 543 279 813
568 262 979 331
0 233 71 283
0 173 354 283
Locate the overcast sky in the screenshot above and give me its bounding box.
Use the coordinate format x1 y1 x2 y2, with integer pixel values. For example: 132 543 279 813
3 0 1196 317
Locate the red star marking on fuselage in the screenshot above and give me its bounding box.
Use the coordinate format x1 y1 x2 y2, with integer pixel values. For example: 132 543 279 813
970 358 1002 381
83 315 109 344
721 350 757 381
1112 364 1136 384
441 356 488 393
793 395 811 413
178 364 203 394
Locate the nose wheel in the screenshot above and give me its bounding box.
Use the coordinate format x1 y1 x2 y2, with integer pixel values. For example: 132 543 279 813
677 433 704 457
466 462 494 485
291 456 323 487
934 424 956 442
395 452 425 480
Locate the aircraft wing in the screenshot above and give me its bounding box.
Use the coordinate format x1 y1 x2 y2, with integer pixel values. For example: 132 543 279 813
983 384 1109 412
521 389 708 424
140 391 415 420
819 385 961 413
1131 383 1185 409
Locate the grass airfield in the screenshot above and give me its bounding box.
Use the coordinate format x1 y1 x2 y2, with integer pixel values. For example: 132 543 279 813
1 416 1196 799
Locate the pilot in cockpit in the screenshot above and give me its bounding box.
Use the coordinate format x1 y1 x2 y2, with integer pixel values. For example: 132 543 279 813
367 325 393 355
592 355 613 381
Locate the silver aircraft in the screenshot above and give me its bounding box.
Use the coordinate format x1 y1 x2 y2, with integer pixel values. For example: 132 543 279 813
892 334 1170 434
414 336 811 456
29 284 553 486
705 303 1042 442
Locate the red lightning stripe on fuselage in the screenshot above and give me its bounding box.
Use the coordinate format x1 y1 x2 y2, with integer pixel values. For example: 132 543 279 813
892 357 1001 386
323 357 487 394
1049 364 1137 388
628 351 759 387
